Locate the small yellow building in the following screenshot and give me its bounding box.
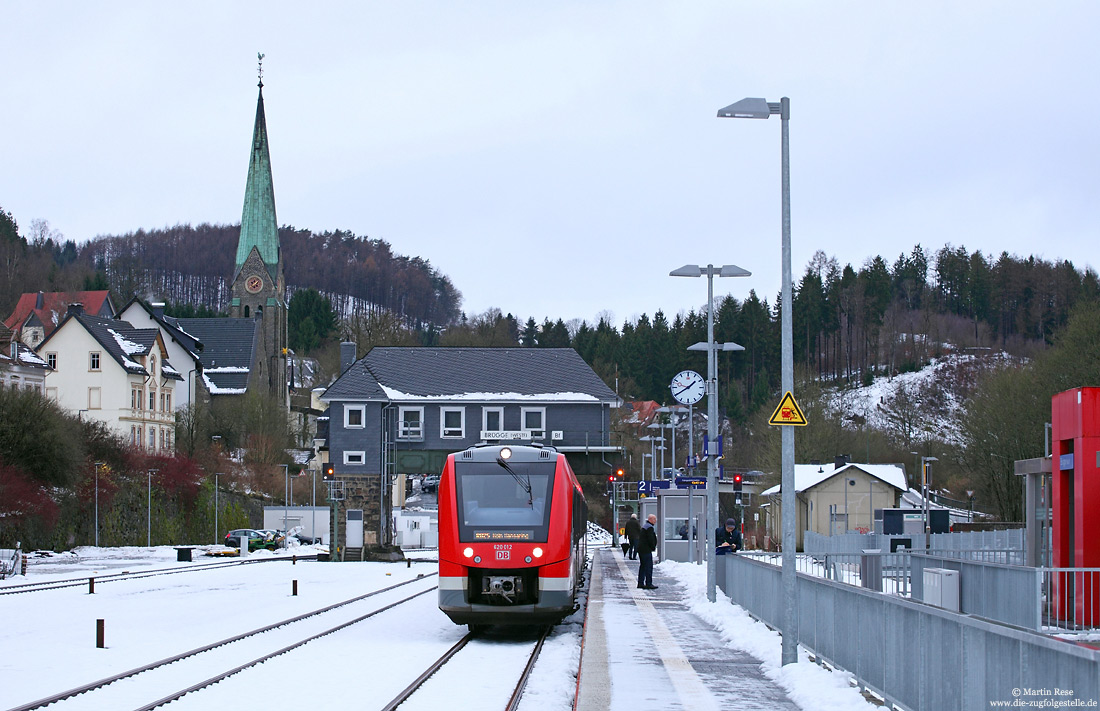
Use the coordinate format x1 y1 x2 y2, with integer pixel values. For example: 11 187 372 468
763 462 908 550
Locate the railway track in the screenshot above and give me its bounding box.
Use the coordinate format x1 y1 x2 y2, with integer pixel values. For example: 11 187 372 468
380 625 551 711
0 554 318 596
6 572 437 711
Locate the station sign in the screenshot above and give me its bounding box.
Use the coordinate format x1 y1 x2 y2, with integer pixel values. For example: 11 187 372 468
481 430 532 441
637 480 673 494
675 476 706 489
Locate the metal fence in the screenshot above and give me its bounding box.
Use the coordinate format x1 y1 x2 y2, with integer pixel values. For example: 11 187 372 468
720 553 1100 711
1042 568 1100 635
803 529 1024 557
0 546 23 579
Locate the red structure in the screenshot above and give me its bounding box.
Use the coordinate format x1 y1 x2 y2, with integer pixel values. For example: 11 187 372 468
1051 387 1100 625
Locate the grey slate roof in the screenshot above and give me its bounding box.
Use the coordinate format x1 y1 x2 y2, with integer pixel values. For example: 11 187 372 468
323 347 620 403
174 318 259 393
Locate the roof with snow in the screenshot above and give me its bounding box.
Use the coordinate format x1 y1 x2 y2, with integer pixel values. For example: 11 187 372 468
324 347 621 404
36 308 182 380
173 318 259 394
761 462 907 496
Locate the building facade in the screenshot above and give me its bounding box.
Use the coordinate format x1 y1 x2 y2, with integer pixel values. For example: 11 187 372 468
322 346 622 551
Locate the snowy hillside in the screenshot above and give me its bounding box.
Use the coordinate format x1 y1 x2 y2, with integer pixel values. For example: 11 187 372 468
824 349 1019 445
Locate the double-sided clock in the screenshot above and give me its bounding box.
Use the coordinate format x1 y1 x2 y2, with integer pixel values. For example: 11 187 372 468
245 275 263 294
670 370 705 405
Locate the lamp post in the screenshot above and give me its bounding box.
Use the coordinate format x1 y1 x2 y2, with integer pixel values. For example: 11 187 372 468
211 435 223 544
670 263 751 603
93 462 104 547
147 468 159 547
281 464 290 534
967 490 975 523
718 95 795 664
922 456 939 540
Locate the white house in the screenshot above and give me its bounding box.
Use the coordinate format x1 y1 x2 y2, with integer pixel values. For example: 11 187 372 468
116 299 203 413
35 304 183 452
0 324 51 393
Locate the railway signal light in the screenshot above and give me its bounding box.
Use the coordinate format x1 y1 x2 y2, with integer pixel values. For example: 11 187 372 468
322 463 335 481
733 473 743 493
616 468 624 478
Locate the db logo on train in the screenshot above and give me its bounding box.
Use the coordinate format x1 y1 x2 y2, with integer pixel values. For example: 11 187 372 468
495 544 511 561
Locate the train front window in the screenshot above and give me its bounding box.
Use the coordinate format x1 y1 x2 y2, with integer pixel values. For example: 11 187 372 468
454 461 556 543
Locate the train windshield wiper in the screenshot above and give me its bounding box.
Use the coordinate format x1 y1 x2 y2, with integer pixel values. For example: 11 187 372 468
497 457 533 506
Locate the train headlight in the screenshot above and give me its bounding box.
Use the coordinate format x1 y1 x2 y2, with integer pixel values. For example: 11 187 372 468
533 547 544 558
500 447 512 460
463 547 474 558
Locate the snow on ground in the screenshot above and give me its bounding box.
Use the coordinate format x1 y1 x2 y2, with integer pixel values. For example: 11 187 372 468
3 543 875 711
660 558 879 711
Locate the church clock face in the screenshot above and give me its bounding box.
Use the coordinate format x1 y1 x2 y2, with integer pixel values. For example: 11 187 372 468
245 275 263 294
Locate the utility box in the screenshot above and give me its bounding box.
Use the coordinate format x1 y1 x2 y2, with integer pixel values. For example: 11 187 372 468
923 567 960 611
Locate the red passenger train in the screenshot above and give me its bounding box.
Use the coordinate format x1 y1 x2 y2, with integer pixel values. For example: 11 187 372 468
438 443 588 629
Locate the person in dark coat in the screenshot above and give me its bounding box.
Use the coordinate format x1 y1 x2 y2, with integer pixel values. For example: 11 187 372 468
624 513 642 560
715 518 742 555
637 514 659 589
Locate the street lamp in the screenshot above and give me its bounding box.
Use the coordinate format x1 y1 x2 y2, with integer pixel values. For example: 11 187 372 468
966 490 975 523
281 464 290 535
93 462 104 547
670 263 751 603
211 435 223 544
921 456 939 539
147 468 159 547
718 95 795 664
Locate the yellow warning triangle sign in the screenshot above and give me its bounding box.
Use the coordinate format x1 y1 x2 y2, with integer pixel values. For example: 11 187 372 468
768 391 808 426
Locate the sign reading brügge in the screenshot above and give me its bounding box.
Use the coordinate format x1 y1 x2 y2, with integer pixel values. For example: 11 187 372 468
480 431 532 441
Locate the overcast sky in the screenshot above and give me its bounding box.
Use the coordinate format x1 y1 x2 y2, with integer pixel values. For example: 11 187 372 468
3 2 1098 327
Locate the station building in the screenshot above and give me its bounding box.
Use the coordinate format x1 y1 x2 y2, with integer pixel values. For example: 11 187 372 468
321 344 622 557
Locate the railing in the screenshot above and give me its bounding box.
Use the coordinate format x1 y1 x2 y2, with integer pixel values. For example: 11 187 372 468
0 544 22 579
720 553 1100 711
1041 568 1100 635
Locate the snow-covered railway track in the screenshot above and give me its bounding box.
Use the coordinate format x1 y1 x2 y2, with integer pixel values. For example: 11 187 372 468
381 626 550 711
6 573 437 711
0 555 317 596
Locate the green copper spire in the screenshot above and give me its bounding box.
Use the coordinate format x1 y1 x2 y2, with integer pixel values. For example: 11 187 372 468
235 79 280 280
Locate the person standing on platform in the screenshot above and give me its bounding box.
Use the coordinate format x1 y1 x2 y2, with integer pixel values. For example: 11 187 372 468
624 513 641 560
715 518 742 555
637 514 659 590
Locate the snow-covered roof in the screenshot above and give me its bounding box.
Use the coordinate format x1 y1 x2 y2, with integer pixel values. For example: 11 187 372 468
761 462 907 496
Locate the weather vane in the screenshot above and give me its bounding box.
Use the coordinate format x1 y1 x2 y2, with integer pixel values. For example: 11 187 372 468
257 52 265 88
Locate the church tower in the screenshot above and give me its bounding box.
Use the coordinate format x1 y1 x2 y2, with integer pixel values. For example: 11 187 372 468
229 55 288 403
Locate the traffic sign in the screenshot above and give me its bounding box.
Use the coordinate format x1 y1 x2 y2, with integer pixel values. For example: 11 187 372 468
768 391 808 426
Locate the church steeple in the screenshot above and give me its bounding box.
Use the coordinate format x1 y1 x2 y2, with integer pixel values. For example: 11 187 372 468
235 53 280 283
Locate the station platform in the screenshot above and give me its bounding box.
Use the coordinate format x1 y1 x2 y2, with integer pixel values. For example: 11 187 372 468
575 546 799 711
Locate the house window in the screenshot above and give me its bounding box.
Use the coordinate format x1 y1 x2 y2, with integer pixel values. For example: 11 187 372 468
344 451 366 466
88 387 101 410
89 352 101 371
482 406 504 433
148 428 155 449
149 356 156 377
345 405 366 429
149 389 156 411
159 428 165 450
165 393 171 411
131 426 138 445
132 387 143 410
521 407 546 439
440 407 465 438
398 406 424 440
166 430 173 450
46 353 57 369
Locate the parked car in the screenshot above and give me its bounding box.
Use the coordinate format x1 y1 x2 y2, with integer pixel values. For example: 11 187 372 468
421 474 440 493
224 529 276 551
